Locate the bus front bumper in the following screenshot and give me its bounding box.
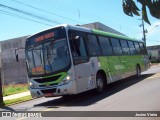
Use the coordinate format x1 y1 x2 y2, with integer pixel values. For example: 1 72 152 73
29 80 77 98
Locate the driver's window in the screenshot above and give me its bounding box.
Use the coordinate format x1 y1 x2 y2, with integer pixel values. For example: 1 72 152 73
69 30 88 65
69 31 87 57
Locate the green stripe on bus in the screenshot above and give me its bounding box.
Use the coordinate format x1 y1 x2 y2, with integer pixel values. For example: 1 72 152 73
41 72 67 85
92 29 144 43
98 55 145 76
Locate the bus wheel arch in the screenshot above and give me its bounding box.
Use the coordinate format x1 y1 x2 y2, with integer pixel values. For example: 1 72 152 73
95 70 107 93
136 64 141 78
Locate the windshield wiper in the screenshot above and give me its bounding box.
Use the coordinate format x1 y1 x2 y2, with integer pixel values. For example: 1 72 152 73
29 46 43 67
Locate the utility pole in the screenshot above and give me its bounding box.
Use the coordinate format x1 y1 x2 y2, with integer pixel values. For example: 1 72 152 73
0 69 4 107
139 18 148 46
142 18 146 44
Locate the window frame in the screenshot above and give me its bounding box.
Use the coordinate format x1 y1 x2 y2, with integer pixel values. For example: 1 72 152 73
120 39 131 55
98 35 114 56
110 37 123 55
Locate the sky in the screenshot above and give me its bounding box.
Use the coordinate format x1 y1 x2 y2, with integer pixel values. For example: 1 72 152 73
0 0 160 46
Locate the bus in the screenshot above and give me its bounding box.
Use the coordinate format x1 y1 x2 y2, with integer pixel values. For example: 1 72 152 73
17 24 150 98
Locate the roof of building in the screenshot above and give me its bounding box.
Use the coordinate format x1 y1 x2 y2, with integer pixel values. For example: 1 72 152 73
147 45 160 50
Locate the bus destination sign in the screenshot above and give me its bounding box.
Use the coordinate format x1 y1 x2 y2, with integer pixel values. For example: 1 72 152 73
35 32 54 42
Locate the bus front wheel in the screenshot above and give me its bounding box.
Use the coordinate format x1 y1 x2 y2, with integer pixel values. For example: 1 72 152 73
95 73 105 93
136 65 141 78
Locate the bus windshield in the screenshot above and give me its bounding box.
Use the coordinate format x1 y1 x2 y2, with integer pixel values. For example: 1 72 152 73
25 27 70 76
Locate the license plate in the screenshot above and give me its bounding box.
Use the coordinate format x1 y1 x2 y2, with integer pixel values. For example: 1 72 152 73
44 93 53 97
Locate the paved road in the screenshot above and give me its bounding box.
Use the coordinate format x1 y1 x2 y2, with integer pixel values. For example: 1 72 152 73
1 65 160 119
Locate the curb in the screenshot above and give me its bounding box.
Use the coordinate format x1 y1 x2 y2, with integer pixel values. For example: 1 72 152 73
4 95 33 106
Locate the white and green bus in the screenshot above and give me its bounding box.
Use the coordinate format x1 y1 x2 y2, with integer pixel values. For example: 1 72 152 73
22 24 150 98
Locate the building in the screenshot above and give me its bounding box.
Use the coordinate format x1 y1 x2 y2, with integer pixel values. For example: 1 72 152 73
0 36 28 84
82 22 126 36
147 45 160 61
0 22 126 85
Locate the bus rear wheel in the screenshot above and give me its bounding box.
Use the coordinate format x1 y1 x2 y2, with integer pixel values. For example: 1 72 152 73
95 73 105 93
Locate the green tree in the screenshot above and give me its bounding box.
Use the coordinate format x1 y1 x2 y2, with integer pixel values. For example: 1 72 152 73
123 0 160 25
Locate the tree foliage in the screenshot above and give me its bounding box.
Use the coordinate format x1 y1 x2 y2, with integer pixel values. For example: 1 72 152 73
123 0 160 25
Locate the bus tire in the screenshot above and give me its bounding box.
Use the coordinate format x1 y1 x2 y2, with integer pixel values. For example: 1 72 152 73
136 65 141 78
95 73 105 93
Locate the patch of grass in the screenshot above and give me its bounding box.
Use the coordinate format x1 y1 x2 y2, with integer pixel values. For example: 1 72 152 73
3 84 29 96
4 95 32 106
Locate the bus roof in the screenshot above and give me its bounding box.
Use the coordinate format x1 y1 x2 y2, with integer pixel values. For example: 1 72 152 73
28 24 144 43
67 24 144 43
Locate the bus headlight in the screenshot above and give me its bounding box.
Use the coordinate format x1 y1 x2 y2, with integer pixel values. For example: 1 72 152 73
29 82 38 89
66 76 70 80
60 75 71 85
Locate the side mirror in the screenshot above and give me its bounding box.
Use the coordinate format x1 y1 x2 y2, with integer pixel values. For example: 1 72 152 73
16 54 19 62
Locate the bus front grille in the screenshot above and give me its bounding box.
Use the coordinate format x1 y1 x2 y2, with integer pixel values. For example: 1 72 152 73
33 75 61 83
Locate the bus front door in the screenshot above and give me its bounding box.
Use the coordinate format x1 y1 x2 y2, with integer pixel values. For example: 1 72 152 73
69 31 95 93
74 57 94 93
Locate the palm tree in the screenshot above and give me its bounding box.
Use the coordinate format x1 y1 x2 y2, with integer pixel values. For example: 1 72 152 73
123 0 160 25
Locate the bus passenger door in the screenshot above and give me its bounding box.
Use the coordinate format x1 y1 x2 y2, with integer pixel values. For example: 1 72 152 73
69 31 94 93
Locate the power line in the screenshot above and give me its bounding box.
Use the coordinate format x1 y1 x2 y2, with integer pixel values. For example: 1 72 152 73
146 24 160 36
0 10 52 26
124 32 142 35
0 3 61 24
37 0 107 24
10 0 84 24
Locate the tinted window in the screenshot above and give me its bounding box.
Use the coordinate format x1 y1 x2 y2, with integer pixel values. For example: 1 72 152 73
134 42 140 54
69 31 85 57
120 40 128 47
99 36 110 46
111 38 121 47
128 41 136 54
98 36 113 56
87 35 98 44
69 30 88 65
120 40 130 55
111 38 122 55
85 34 101 56
128 41 134 48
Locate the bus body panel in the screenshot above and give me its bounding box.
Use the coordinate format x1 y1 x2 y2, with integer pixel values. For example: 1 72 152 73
75 57 100 93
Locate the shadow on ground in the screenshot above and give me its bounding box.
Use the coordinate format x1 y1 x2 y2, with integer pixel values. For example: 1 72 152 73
33 74 154 108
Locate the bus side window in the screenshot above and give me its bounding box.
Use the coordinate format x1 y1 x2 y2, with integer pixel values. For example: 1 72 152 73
85 34 101 56
98 36 113 56
110 38 122 55
69 31 87 57
128 41 136 55
134 42 140 54
120 39 130 55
